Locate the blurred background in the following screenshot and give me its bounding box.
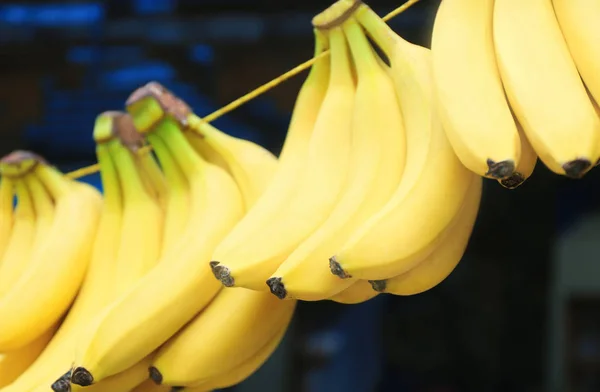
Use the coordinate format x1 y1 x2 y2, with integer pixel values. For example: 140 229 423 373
1 0 600 391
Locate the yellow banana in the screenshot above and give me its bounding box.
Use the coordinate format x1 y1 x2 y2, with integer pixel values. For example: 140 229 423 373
0 121 123 392
431 0 520 178
0 175 36 298
0 177 14 261
371 177 482 296
181 324 288 392
329 280 379 305
493 0 600 178
499 123 537 189
183 130 230 173
208 29 329 280
67 355 155 392
150 288 296 387
211 6 356 291
329 4 475 281
266 15 406 301
0 324 57 388
0 153 101 351
68 86 243 386
553 0 600 116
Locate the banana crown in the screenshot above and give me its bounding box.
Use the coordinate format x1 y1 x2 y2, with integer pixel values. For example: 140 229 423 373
0 151 46 179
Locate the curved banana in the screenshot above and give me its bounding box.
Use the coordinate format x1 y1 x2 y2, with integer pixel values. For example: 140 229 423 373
0 153 101 351
0 120 124 392
0 176 37 298
329 4 475 281
211 8 356 291
181 324 288 392
67 355 155 392
431 0 520 178
68 87 243 386
266 15 406 301
183 130 229 173
207 29 329 281
493 0 600 178
150 288 296 387
0 177 14 261
371 177 482 296
499 123 537 189
0 324 57 388
553 0 600 112
329 280 379 305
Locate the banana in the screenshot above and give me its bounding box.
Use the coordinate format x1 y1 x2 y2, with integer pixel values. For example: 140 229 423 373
149 288 296 387
0 153 102 351
499 123 537 189
493 0 600 178
553 0 600 113
431 0 520 178
266 15 406 301
0 177 14 261
183 130 229 174
0 120 123 392
180 324 288 392
329 4 475 281
186 114 278 209
329 279 379 305
131 379 171 392
67 355 155 392
0 325 57 388
370 176 482 296
67 86 243 386
208 29 329 282
0 175 37 298
211 5 357 291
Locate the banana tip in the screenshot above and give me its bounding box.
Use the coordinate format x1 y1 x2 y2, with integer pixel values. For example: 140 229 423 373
486 159 515 179
563 159 591 179
171 387 185 391
209 261 235 287
499 172 525 189
266 277 287 299
71 367 93 387
50 371 72 392
149 366 163 385
369 280 387 293
329 256 351 279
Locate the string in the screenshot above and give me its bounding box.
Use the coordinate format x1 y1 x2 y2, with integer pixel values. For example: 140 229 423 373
65 0 421 179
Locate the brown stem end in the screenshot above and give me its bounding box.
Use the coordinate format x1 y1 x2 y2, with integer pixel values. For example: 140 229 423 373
485 159 515 179
266 277 287 299
71 367 93 387
149 366 163 385
329 256 351 279
209 261 235 287
563 158 591 179
312 0 362 29
369 280 387 293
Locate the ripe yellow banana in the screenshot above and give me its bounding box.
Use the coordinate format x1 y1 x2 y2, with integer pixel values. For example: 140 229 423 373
68 87 243 386
208 30 329 282
186 114 278 209
0 324 57 388
266 15 406 301
0 121 124 392
0 154 102 351
184 130 230 173
150 288 296 387
66 355 155 392
211 9 356 291
0 176 37 298
499 123 537 189
370 176 482 296
0 177 14 261
493 0 600 178
329 4 475 281
431 0 520 178
329 279 379 305
180 323 288 392
553 0 600 112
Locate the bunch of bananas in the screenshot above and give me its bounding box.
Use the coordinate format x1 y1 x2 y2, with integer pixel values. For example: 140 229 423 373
431 0 600 183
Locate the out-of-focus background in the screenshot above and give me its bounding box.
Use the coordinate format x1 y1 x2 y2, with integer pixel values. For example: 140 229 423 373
1 1 600 391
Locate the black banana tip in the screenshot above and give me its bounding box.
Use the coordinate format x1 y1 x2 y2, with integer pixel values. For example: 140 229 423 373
71 367 93 387
149 366 163 384
499 172 526 189
563 159 591 179
486 159 515 179
369 280 387 293
329 256 351 279
171 387 185 391
209 261 235 287
266 277 287 299
51 371 72 392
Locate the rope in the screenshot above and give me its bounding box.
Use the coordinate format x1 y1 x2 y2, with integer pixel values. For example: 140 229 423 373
66 0 422 179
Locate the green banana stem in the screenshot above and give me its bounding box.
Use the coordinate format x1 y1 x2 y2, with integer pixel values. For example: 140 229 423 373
35 164 70 198
354 5 397 58
327 27 354 86
153 118 205 178
146 132 188 191
96 144 123 212
343 18 381 75
0 177 14 213
107 140 149 203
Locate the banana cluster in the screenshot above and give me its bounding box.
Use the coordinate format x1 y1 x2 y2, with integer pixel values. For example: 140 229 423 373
431 0 600 184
